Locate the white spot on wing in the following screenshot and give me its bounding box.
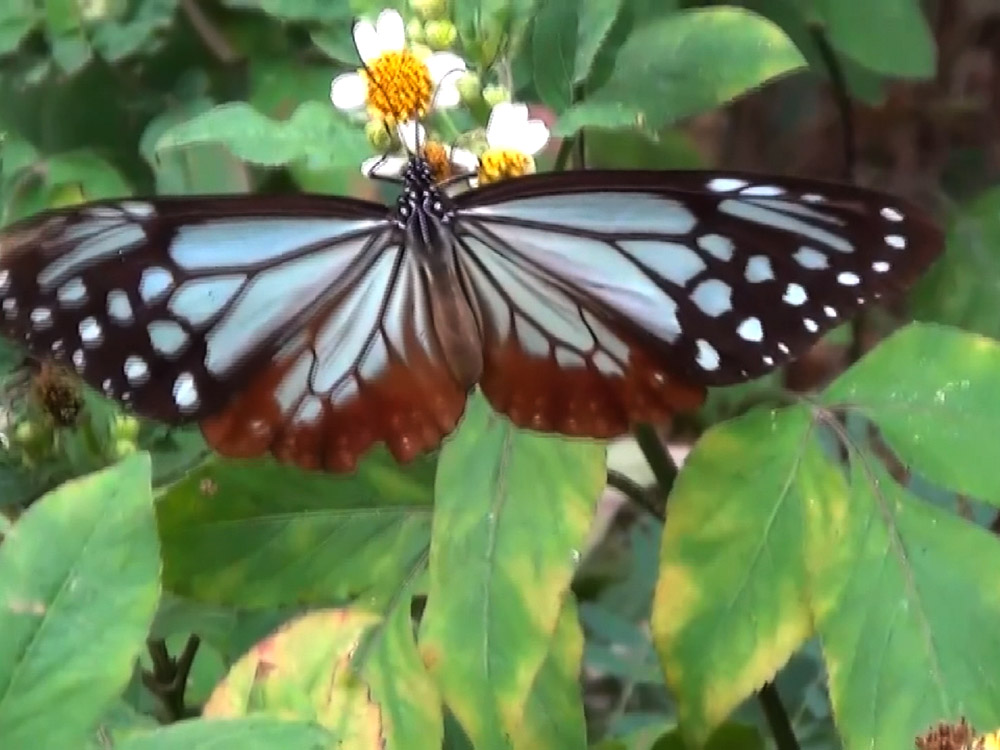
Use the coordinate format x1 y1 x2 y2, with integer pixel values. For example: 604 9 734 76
881 207 904 222
148 320 189 358
107 289 133 323
690 279 732 317
837 272 861 286
744 255 773 283
124 355 149 385
79 317 103 347
173 372 199 412
31 307 53 330
804 318 819 333
824 305 837 318
885 234 906 250
57 278 87 307
737 317 764 342
140 267 173 304
740 185 784 197
782 283 808 306
793 246 829 270
555 348 586 369
695 339 720 371
696 234 734 262
72 349 85 371
706 177 747 193
2 299 16 318
0 270 10 293
872 261 890 273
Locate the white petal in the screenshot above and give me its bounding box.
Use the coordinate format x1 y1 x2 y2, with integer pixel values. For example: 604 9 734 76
375 9 405 52
330 73 367 110
433 78 461 108
362 154 407 178
486 101 528 148
397 120 426 153
352 20 380 63
512 119 550 156
450 147 479 173
426 52 467 85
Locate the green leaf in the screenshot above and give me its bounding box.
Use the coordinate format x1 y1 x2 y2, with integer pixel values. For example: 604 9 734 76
419 392 603 750
140 98 252 194
823 323 1000 507
157 453 434 608
739 0 886 104
912 187 1000 339
532 0 579 112
574 0 624 84
362 582 444 750
0 454 160 748
511 596 587 749
155 101 370 172
555 7 805 135
651 722 765 749
584 128 703 169
0 1 37 56
116 716 335 750
809 454 1000 747
650 407 822 743
203 609 380 728
91 0 179 62
812 0 935 78
43 149 132 200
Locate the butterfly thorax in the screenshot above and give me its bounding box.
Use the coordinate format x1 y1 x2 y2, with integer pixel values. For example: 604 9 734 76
395 156 483 388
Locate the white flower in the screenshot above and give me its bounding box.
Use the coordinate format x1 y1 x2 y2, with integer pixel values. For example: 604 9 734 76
330 9 466 124
451 101 550 185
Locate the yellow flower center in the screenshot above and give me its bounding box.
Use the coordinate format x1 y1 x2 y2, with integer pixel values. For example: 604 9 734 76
361 50 433 125
477 149 535 185
422 141 453 182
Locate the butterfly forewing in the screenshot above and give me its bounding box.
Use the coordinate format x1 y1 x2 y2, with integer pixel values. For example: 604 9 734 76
453 170 941 434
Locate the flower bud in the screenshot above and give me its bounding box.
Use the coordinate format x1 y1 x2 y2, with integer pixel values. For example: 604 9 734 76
425 20 457 51
406 18 425 43
365 119 398 153
113 439 137 459
456 71 482 105
410 0 447 21
113 415 140 442
482 84 510 109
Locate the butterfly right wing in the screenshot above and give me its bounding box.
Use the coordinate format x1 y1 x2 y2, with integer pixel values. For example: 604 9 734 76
0 196 469 471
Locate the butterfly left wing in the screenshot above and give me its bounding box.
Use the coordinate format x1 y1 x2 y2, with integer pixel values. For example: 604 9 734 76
452 170 943 435
0 196 469 471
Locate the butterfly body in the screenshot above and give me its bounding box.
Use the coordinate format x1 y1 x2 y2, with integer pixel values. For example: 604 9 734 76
0 160 944 472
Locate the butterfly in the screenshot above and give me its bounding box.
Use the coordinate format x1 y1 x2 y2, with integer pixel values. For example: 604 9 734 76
0 157 943 472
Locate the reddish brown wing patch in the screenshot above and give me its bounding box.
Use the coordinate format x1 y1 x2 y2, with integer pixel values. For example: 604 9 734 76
478 325 705 438
201 331 468 473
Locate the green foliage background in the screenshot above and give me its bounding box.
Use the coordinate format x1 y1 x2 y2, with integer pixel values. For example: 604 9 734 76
1 1 998 749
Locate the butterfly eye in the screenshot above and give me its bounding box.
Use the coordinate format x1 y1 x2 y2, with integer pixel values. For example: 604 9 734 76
0 163 943 472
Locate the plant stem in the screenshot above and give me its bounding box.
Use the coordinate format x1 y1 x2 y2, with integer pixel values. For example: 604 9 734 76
633 424 678 497
758 681 801 750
